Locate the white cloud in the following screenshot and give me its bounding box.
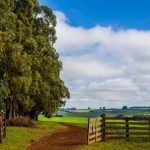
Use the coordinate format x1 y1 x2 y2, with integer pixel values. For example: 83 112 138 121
62 55 123 80
54 11 150 108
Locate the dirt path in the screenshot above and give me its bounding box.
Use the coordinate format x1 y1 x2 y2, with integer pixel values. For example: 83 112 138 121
28 123 87 150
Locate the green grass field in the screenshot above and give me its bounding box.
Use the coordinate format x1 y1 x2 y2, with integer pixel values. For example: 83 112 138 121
55 108 150 118
0 117 64 150
39 115 88 128
0 109 150 150
79 140 150 150
39 116 150 150
0 116 87 150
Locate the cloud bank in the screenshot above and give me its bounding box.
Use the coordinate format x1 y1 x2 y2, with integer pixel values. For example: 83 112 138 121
54 11 150 108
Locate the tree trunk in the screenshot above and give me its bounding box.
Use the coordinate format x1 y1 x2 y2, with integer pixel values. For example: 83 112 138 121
6 109 10 120
29 108 39 120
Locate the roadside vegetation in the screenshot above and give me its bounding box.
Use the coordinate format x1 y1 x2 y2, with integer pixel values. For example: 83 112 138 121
0 114 150 150
79 140 150 150
40 114 150 150
0 117 64 150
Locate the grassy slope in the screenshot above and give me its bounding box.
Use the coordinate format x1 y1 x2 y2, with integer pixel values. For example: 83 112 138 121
0 115 149 150
41 116 150 150
56 109 150 118
39 116 88 128
79 140 150 150
78 118 150 150
0 118 64 150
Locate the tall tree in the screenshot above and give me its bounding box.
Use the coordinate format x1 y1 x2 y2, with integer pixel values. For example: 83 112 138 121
0 0 33 119
0 0 70 120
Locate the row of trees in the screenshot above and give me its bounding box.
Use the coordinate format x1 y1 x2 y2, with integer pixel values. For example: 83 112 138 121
0 0 70 120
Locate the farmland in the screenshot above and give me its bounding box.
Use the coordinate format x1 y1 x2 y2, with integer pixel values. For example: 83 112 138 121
39 115 88 128
1 1 150 150
0 119 64 150
55 108 150 118
79 140 150 150
40 113 150 150
0 108 150 150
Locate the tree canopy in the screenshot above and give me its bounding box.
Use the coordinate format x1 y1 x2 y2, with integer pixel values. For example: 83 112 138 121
0 0 70 120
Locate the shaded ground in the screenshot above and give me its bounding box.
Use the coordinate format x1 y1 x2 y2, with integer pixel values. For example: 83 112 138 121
28 123 87 150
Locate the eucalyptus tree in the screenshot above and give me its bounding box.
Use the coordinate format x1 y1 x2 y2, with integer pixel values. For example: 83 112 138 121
0 0 69 119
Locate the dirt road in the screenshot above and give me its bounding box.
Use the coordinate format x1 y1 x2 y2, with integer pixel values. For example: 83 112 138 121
28 123 87 150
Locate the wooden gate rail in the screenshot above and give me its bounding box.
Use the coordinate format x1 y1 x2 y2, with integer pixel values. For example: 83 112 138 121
87 114 150 144
87 117 102 144
0 111 6 144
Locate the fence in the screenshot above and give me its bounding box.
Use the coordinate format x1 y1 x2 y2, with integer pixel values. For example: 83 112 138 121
87 114 150 144
0 111 6 143
87 117 102 144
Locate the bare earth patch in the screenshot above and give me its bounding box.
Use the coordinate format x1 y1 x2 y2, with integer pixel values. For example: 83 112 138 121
28 123 87 150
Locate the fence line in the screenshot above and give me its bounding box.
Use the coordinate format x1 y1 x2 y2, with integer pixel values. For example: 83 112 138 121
0 111 6 144
87 114 150 144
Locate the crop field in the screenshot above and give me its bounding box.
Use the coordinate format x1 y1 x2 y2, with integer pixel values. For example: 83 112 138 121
55 108 150 118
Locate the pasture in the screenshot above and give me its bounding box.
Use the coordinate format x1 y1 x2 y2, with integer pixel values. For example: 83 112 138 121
39 115 150 150
0 118 64 150
39 113 150 150
41 115 150 150
39 115 88 128
55 108 150 118
79 140 150 150
0 108 150 150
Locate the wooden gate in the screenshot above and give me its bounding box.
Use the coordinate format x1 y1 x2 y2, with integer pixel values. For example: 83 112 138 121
87 114 150 144
0 111 6 143
87 117 103 144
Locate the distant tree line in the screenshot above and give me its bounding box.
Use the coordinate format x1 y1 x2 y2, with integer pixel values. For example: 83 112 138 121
0 0 70 120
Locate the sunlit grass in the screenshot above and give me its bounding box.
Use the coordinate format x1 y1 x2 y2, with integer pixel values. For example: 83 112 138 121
79 140 150 150
0 118 64 150
0 116 149 150
38 115 88 128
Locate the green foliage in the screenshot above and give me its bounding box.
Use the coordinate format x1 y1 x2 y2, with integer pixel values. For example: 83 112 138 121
0 0 69 119
6 117 36 127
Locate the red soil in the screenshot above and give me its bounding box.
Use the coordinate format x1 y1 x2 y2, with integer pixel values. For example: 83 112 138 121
28 123 87 150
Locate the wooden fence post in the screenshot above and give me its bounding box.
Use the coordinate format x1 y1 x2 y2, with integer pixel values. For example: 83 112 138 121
3 112 6 137
101 114 106 141
125 118 129 141
0 114 2 144
149 118 150 141
5 112 6 137
2 111 3 137
95 118 97 142
87 118 90 144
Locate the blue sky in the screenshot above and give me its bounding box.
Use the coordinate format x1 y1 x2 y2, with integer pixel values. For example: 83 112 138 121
40 0 150 30
39 0 150 108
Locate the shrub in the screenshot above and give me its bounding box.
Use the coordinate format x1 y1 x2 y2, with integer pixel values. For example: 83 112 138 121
6 117 37 127
55 114 63 117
